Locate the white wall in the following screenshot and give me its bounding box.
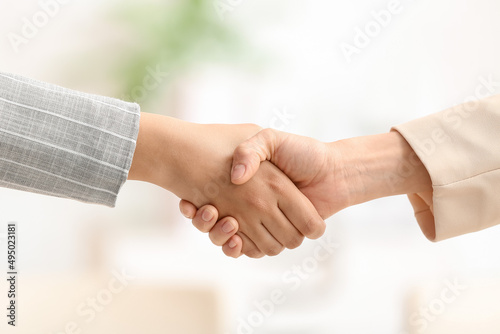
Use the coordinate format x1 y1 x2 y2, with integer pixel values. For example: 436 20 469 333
1 0 500 333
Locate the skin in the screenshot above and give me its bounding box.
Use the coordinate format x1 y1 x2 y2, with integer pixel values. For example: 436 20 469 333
180 128 433 258
128 113 326 258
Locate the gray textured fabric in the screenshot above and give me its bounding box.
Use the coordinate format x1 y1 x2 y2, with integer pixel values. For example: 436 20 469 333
0 72 140 207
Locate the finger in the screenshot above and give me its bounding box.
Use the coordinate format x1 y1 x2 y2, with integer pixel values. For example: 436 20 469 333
179 199 198 219
222 235 243 258
237 232 265 259
277 186 326 240
191 204 219 233
261 211 305 250
209 217 239 246
231 129 281 185
241 222 285 257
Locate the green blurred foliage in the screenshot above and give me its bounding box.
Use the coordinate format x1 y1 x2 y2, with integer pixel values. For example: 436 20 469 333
112 0 252 105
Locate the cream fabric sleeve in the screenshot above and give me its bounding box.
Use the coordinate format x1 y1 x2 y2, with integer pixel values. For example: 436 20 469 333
0 72 140 207
393 94 500 241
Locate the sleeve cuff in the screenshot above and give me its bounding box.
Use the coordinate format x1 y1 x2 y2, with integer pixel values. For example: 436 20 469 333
392 94 500 241
0 72 141 207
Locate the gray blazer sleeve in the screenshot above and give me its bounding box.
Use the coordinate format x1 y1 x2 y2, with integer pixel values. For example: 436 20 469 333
0 72 140 207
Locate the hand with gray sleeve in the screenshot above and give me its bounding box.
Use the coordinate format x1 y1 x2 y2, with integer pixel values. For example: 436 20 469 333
0 71 326 258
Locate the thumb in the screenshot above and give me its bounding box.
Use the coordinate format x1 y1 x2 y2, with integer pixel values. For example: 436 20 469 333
231 129 279 185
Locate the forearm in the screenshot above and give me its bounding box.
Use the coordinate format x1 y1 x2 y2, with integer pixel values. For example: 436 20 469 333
332 131 432 207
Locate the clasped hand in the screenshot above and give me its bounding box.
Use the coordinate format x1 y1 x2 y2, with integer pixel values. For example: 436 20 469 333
179 127 433 258
130 113 432 259
179 128 344 258
128 114 326 258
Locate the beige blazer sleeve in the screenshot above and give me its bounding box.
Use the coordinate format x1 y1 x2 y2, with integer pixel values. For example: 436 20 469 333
393 94 500 241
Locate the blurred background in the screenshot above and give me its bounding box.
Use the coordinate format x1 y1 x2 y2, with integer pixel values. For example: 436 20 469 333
1 0 500 333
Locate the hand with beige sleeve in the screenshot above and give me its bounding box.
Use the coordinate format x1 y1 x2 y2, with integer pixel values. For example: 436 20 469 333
181 128 432 257
181 94 500 258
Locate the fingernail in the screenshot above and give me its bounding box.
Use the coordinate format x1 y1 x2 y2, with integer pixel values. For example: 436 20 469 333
201 209 213 222
228 240 237 248
232 164 246 181
222 221 235 233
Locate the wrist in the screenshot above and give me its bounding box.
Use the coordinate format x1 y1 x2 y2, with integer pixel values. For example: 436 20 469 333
128 113 195 192
331 131 432 207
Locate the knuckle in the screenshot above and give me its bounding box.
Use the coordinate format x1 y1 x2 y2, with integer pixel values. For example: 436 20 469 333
259 128 278 146
245 248 264 259
303 216 326 238
234 144 250 157
193 219 210 233
248 196 270 212
223 247 240 258
265 244 284 257
208 231 224 246
267 177 286 195
285 235 304 249
260 128 276 139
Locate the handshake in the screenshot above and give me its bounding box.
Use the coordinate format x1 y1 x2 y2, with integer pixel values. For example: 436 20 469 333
128 113 433 258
